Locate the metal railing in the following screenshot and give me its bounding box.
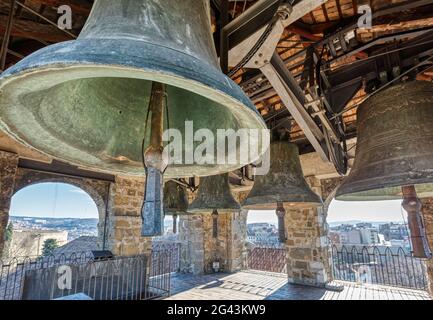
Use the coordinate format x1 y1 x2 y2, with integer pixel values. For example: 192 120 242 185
246 241 287 274
331 245 429 290
152 241 181 274
0 245 178 300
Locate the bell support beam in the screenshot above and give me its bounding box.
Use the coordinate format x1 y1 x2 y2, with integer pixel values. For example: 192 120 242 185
260 53 328 162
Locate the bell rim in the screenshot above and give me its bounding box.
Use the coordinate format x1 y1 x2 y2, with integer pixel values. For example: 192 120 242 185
335 180 433 201
242 198 323 210
0 39 268 177
187 207 240 214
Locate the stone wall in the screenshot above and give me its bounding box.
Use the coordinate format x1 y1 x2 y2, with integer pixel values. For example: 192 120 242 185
179 214 205 274
104 176 152 256
421 197 433 295
178 190 248 275
0 151 18 257
283 177 341 287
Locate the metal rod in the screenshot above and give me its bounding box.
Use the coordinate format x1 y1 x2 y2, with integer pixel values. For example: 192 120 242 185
15 1 77 39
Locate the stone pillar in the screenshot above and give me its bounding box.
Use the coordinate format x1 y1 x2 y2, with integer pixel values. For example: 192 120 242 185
105 176 152 256
178 210 248 275
0 151 19 258
421 198 433 296
178 214 205 274
284 176 342 287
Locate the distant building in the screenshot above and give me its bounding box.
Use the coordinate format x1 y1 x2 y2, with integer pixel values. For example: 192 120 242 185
379 223 409 241
52 236 99 256
359 229 380 245
356 222 373 229
247 223 278 244
339 230 362 245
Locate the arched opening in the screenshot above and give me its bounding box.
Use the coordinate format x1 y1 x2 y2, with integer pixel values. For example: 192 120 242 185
327 198 428 290
328 199 408 247
6 182 100 258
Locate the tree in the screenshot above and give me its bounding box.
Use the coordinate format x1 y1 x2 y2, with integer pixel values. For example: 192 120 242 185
5 222 13 242
42 238 59 256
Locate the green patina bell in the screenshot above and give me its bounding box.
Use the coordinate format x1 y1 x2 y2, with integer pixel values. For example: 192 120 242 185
336 81 433 201
163 180 189 234
242 141 322 210
0 0 267 178
163 180 189 216
189 173 240 214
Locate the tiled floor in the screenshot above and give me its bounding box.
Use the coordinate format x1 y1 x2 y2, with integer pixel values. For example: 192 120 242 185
165 270 432 300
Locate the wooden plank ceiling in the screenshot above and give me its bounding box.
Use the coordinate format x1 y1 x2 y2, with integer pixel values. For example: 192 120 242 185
1 0 432 143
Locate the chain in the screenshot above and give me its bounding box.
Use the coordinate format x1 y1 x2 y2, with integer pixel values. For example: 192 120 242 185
227 15 280 78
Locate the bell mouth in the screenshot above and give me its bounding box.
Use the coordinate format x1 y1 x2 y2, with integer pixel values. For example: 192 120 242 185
242 200 322 210
164 211 188 216
0 39 267 178
187 208 240 214
335 182 433 201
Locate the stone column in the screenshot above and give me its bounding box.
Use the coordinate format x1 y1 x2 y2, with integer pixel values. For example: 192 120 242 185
178 214 205 274
0 151 19 258
105 176 152 256
421 197 433 296
284 176 341 287
178 209 248 275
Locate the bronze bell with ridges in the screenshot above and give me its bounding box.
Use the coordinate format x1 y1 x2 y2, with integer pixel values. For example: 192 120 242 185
163 180 189 216
242 141 322 210
336 81 433 201
189 173 240 214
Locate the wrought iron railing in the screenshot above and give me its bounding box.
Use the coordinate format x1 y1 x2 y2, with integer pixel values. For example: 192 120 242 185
331 245 429 290
246 241 287 274
152 241 181 273
0 245 178 300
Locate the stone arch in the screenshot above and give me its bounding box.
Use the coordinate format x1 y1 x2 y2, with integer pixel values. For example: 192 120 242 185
12 167 111 247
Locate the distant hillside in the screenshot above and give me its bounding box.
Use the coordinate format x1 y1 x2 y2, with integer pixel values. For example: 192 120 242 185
9 216 98 241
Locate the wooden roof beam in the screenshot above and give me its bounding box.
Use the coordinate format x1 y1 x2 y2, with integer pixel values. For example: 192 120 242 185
0 14 72 42
25 0 92 16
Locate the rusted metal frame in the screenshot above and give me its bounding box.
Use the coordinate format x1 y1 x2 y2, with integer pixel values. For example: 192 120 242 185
15 0 77 39
329 28 433 67
288 0 433 66
0 0 16 71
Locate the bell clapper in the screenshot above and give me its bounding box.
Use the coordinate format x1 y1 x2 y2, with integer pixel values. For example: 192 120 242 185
212 209 219 239
401 185 432 259
141 82 168 236
172 214 178 234
276 202 287 243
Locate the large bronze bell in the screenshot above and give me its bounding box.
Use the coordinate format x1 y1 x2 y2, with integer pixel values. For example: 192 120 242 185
336 81 433 259
189 174 240 214
163 180 189 234
242 141 322 210
0 0 267 178
336 81 433 201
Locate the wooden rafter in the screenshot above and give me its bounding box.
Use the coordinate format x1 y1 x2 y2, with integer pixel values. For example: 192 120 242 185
0 14 71 42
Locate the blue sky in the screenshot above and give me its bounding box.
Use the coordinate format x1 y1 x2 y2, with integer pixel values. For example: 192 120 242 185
10 183 98 219
10 183 407 224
